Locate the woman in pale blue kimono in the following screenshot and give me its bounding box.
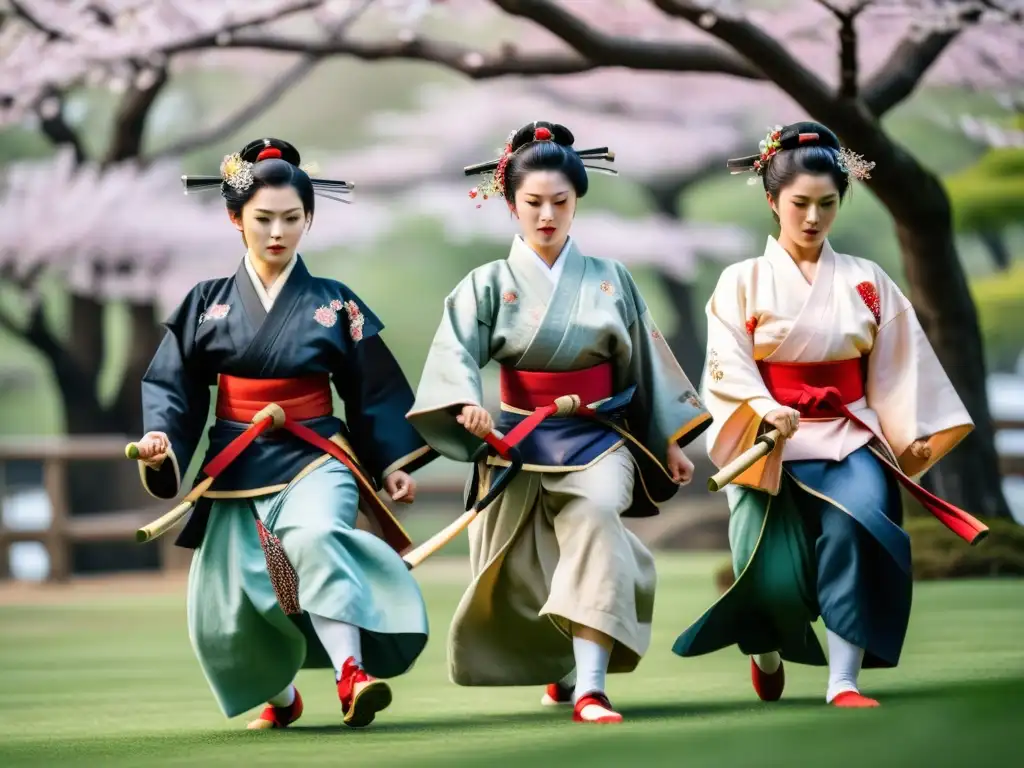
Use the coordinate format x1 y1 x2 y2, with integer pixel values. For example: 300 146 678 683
131 137 437 730
406 121 712 724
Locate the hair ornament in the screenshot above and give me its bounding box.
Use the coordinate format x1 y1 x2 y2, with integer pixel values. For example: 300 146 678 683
727 123 874 185
464 126 617 207
221 152 255 192
837 147 875 181
181 147 354 202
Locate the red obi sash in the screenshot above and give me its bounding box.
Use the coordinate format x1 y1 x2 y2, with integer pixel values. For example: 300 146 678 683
485 363 613 458
216 374 333 422
200 374 410 553
500 364 613 411
757 358 988 545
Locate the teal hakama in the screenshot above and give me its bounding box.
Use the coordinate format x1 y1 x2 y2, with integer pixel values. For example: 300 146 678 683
188 460 429 717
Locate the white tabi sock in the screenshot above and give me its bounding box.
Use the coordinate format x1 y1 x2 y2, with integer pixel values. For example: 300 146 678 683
754 652 782 674
559 669 577 689
572 636 610 703
268 683 296 708
309 612 362 679
825 628 865 702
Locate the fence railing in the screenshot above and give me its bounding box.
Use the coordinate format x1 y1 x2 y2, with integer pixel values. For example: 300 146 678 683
0 435 464 582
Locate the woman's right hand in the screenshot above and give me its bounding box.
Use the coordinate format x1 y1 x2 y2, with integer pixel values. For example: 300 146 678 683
763 407 800 439
134 431 170 469
456 405 494 439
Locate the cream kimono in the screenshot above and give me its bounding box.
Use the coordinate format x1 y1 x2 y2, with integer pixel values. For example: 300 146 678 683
704 235 972 491
672 236 985 669
408 235 710 686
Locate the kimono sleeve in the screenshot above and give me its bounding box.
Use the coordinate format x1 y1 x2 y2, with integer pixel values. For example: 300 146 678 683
865 268 973 477
701 264 785 493
331 290 437 484
138 286 213 499
406 272 495 462
617 263 712 462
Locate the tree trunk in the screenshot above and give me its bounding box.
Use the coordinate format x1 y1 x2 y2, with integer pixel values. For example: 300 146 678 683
642 178 709 380
660 274 704 380
39 294 164 573
894 219 1011 519
978 230 1011 272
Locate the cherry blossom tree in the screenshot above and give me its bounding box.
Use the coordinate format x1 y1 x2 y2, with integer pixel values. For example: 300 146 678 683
2 0 1019 519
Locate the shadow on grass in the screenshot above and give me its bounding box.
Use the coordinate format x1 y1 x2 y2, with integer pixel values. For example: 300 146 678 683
282 674 1024 736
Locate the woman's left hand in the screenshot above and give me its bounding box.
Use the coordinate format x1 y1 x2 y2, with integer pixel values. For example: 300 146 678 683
909 438 932 460
384 471 416 504
667 443 694 485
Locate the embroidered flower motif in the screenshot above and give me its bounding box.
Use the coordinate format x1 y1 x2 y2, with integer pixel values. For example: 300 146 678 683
342 300 365 341
199 303 230 325
746 315 758 336
313 305 337 328
502 290 518 305
329 299 344 311
708 349 724 382
684 392 703 409
600 280 615 295
856 281 881 323
651 329 663 340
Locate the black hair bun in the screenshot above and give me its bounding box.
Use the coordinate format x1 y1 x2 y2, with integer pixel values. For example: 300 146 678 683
238 137 302 167
509 121 575 153
777 121 841 153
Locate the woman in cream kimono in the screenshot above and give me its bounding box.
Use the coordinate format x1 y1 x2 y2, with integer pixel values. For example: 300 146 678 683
407 121 711 724
671 121 988 707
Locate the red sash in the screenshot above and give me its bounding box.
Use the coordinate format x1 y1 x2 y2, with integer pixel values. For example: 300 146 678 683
483 363 613 457
757 359 988 545
199 374 410 553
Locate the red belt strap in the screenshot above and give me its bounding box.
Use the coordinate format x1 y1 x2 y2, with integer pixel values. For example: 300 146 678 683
199 375 408 552
758 359 988 545
484 364 612 458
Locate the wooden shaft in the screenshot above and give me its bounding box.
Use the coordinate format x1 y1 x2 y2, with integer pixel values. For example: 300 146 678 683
135 475 215 543
707 429 782 492
402 508 479 569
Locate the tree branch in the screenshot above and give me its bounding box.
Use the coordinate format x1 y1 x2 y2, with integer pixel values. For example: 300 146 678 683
862 5 985 116
145 0 378 161
649 0 868 130
489 0 761 77
36 89 88 165
104 68 169 164
9 0 68 40
0 296 68 366
220 34 596 78
178 0 761 80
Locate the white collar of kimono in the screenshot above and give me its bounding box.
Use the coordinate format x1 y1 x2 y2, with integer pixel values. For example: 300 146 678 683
518 235 572 285
244 251 298 311
763 234 836 286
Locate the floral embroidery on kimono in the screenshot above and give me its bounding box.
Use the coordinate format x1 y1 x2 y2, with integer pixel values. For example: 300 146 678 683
343 300 365 341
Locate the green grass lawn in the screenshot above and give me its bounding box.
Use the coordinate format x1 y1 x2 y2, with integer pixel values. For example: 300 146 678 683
1 554 1022 766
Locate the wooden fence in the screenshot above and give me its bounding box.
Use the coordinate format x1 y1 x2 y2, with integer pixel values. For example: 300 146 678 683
0 435 464 582
1 421 1023 582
